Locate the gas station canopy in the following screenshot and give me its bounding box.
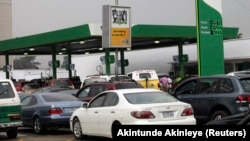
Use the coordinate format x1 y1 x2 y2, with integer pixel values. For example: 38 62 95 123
0 23 239 55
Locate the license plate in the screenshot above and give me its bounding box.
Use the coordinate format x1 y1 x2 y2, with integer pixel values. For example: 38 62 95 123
162 111 174 118
64 107 78 113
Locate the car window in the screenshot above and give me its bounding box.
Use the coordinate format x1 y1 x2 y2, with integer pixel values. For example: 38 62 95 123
89 85 106 97
125 91 178 104
89 94 106 108
21 96 37 107
103 92 118 106
0 82 15 99
196 78 218 94
240 78 250 92
218 78 234 93
175 79 197 95
77 86 91 98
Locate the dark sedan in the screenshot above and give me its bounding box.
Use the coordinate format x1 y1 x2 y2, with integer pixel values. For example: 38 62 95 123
20 92 84 134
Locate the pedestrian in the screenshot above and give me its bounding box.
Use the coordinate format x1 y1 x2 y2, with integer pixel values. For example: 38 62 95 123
160 75 169 92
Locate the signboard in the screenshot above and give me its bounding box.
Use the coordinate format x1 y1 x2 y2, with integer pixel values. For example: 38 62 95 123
102 5 131 48
196 0 224 76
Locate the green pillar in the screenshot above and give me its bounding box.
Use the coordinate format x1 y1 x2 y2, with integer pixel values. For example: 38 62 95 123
5 54 9 79
52 46 57 79
178 40 184 78
105 48 111 75
120 49 125 75
67 45 72 78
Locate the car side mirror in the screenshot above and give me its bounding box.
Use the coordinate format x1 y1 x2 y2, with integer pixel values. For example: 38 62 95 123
82 102 88 108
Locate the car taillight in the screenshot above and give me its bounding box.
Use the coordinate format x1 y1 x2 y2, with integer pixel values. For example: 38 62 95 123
131 111 155 119
9 114 21 121
181 107 194 116
236 95 250 103
48 108 63 115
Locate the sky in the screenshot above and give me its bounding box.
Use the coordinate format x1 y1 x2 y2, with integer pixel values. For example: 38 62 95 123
12 0 250 38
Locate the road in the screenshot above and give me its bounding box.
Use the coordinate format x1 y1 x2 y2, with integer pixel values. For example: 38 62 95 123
0 127 111 141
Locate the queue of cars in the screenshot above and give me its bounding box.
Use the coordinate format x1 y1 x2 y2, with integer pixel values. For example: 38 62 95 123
7 71 250 139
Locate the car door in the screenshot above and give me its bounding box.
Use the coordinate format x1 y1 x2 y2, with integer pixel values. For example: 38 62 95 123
175 78 219 122
21 95 38 126
81 94 106 135
97 92 119 136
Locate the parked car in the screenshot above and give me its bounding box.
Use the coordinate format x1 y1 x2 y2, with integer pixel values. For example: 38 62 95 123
81 74 131 87
75 81 143 102
171 74 250 124
20 92 84 134
0 79 22 139
48 78 75 89
22 82 40 94
70 88 196 140
206 109 250 125
127 70 161 89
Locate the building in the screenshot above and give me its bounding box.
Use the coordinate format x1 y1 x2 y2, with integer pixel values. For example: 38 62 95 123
0 0 14 68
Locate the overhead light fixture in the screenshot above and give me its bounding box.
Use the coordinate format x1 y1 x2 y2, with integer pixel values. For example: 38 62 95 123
62 48 66 51
24 52 28 56
79 41 85 44
85 52 89 55
29 48 35 51
127 48 131 51
154 40 160 44
99 48 103 51
58 52 63 55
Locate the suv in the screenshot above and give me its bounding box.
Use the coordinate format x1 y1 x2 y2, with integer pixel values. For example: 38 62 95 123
0 79 22 139
75 81 143 102
171 75 250 124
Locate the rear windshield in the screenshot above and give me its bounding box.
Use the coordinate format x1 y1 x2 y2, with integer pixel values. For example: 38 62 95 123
0 82 15 99
124 91 178 104
42 93 79 102
110 76 130 81
240 78 250 92
115 83 143 89
84 78 107 85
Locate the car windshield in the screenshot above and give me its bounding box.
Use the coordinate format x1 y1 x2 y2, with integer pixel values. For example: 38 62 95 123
124 91 178 104
240 78 250 92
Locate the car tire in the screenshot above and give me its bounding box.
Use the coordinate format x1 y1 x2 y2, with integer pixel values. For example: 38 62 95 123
210 110 229 121
6 128 18 139
33 117 46 134
73 118 86 140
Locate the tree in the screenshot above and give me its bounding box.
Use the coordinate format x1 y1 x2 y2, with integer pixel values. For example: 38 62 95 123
14 56 41 69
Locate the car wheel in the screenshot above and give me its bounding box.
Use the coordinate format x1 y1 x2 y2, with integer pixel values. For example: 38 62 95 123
210 110 229 121
6 128 18 139
112 121 121 139
33 117 46 134
73 118 86 140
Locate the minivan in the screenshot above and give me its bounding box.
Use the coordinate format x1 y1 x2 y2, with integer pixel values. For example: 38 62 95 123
0 79 22 139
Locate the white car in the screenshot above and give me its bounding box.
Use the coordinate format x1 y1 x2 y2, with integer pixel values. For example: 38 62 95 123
69 88 196 139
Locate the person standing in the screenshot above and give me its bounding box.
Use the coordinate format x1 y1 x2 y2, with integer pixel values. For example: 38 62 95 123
160 75 169 92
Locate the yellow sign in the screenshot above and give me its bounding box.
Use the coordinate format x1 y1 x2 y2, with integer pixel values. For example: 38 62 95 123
111 28 130 46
